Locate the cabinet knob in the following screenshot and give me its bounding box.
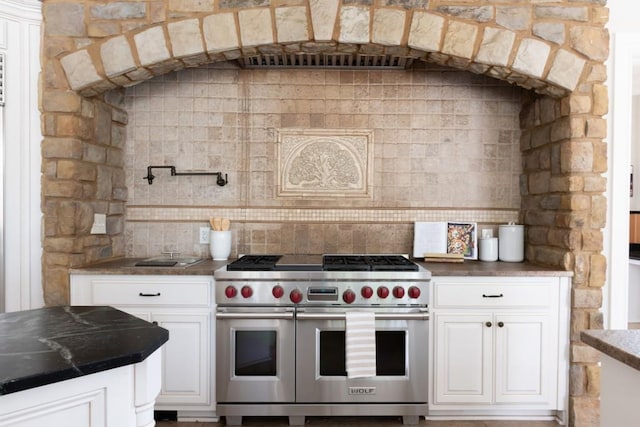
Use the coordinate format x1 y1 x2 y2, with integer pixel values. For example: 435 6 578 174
498 321 504 327
152 321 158 325
486 321 492 327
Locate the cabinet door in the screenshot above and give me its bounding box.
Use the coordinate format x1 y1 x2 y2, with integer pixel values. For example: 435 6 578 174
152 312 212 406
434 313 493 404
494 313 555 405
1 390 108 427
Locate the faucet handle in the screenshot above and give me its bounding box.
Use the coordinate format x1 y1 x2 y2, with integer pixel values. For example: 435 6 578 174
161 251 181 259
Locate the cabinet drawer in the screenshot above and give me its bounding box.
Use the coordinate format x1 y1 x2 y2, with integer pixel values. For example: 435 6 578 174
89 279 211 307
434 279 553 308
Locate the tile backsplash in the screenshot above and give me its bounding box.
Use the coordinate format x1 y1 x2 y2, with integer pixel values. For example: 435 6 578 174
124 63 522 257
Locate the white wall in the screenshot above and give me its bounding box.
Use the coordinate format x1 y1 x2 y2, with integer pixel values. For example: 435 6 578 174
606 0 640 327
0 0 42 311
609 1 640 34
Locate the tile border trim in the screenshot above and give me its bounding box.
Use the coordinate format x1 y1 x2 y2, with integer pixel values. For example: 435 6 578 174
126 206 519 224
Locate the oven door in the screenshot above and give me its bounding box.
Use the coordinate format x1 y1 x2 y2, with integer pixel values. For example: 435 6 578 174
295 307 429 403
216 306 295 403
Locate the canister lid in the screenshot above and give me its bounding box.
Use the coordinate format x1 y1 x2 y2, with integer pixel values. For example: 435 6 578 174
500 222 523 228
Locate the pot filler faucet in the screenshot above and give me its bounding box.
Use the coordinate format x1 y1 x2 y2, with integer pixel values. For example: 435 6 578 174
143 165 228 186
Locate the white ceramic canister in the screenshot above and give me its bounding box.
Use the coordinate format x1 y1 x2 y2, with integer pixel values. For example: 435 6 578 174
478 237 498 262
498 223 524 262
210 230 232 260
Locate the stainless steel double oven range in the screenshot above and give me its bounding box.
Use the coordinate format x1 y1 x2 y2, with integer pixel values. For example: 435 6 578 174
214 254 431 426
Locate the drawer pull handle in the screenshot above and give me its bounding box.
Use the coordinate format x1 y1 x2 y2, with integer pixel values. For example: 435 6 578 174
139 292 161 297
482 293 504 298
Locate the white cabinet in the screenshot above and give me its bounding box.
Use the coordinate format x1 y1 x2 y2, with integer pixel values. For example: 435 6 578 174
152 312 210 406
0 349 161 427
494 313 552 404
429 276 570 423
434 313 492 404
70 275 216 422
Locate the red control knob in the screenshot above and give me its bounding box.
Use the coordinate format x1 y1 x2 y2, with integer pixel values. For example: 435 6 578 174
393 286 405 298
408 286 421 299
290 289 303 304
225 286 237 298
272 285 284 299
343 289 356 304
377 286 389 298
361 286 374 299
241 285 253 298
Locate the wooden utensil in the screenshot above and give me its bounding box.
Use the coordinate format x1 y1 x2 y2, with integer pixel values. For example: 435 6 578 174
221 218 230 231
212 217 222 231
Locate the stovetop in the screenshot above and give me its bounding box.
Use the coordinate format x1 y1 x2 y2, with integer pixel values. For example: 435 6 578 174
215 254 430 306
226 254 420 272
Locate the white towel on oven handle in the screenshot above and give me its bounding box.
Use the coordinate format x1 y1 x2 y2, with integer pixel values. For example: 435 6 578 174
345 311 376 378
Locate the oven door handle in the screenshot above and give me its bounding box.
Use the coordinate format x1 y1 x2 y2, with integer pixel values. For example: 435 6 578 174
216 311 295 320
296 311 429 321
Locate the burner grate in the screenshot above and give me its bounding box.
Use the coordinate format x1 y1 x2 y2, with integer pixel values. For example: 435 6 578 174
366 255 419 271
322 255 419 271
322 255 371 271
226 255 281 271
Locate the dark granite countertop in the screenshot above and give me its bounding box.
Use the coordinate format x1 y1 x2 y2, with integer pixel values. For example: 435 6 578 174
581 330 640 371
0 305 168 395
416 260 573 277
69 257 228 275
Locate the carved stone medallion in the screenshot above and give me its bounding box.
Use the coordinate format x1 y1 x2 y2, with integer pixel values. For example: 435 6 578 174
277 129 373 198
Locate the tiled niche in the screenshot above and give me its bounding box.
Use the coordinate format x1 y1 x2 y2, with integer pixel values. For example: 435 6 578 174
124 63 522 257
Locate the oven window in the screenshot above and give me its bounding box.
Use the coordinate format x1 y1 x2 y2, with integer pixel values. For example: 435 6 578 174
319 331 406 376
235 330 277 376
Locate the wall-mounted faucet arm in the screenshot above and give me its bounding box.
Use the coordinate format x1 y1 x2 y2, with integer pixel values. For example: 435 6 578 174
143 166 228 186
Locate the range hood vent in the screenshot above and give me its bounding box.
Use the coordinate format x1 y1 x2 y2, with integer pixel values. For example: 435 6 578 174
238 53 414 70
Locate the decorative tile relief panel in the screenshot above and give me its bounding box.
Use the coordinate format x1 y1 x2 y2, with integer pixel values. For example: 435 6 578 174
277 129 373 198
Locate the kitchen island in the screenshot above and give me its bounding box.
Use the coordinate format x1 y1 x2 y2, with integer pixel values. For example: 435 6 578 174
0 305 168 427
581 329 640 427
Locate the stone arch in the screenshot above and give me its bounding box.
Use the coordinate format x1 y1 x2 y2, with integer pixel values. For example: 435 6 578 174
58 6 589 99
42 4 609 424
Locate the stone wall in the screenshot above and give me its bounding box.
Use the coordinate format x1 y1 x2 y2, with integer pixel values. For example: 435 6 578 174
520 88 607 425
40 1 609 425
